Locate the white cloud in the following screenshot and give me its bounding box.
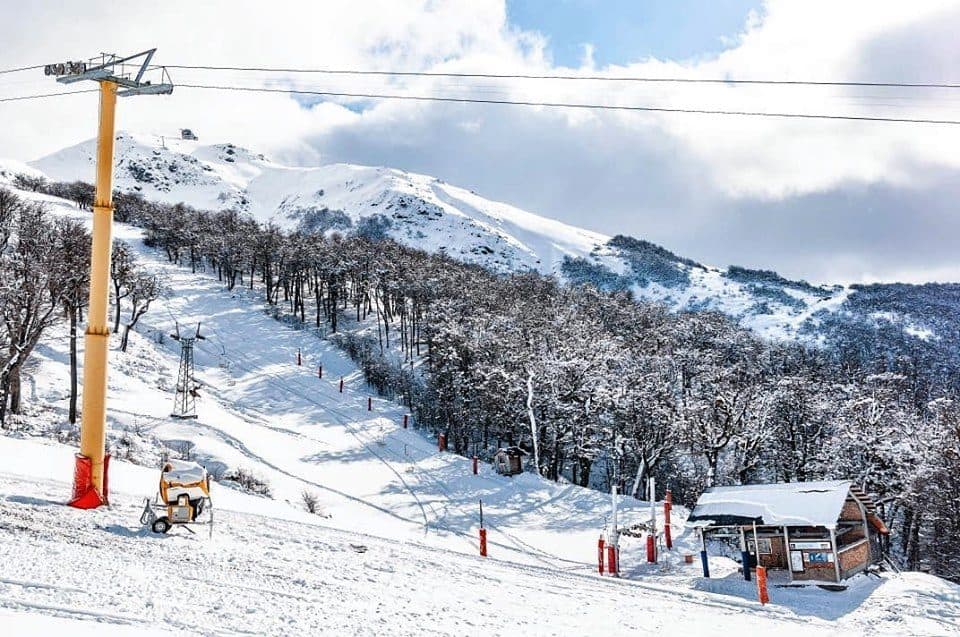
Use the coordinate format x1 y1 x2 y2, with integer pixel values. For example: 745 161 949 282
1 0 958 282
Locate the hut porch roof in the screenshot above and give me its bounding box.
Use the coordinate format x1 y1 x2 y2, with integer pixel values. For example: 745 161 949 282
687 480 864 530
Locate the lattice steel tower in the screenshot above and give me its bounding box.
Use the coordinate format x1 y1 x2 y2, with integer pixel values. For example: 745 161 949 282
171 323 204 419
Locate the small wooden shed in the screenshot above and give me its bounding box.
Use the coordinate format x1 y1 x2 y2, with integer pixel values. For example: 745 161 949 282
493 446 527 476
687 480 889 583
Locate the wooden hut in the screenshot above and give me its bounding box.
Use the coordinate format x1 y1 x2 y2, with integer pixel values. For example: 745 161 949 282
493 447 527 476
687 480 889 583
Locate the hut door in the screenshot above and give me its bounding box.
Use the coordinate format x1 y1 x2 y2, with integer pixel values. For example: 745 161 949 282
769 536 788 569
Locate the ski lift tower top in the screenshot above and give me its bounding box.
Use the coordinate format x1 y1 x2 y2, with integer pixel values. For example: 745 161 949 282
46 49 173 510
49 49 173 96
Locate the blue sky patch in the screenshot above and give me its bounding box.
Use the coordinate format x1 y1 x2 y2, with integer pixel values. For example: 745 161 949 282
507 0 763 67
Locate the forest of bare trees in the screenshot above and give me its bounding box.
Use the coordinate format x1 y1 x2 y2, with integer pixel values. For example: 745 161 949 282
0 187 160 426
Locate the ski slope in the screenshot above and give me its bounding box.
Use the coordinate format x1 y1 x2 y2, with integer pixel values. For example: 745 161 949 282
2 186 959 636
10 197 654 567
3 436 959 636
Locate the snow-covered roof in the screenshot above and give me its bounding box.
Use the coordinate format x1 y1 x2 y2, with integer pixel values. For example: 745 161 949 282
162 459 207 485
687 480 855 529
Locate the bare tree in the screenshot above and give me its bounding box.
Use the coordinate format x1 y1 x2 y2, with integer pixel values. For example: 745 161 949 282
301 490 321 514
12 173 46 193
0 202 72 423
110 241 138 333
120 273 163 352
56 218 90 424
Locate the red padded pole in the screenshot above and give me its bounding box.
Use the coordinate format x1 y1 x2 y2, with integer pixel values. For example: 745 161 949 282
607 543 618 576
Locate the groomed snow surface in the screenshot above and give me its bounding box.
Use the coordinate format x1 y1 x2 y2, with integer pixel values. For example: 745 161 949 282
1 188 958 635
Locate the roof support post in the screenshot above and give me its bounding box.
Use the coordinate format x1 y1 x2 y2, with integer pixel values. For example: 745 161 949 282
829 528 842 582
739 526 751 581
699 528 710 578
783 525 793 583
852 495 873 562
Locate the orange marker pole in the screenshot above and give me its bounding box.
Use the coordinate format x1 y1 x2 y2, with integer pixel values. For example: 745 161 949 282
757 566 769 605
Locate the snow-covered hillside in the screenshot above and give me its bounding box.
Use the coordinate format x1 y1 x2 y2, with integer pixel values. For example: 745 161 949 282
32 132 610 275
2 183 959 635
30 132 857 341
0 157 44 183
4 437 959 636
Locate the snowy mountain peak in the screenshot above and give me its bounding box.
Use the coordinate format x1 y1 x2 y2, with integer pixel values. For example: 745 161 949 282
32 133 613 275
29 132 925 344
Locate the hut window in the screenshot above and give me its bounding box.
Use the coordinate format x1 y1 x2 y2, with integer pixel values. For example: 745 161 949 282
747 538 772 554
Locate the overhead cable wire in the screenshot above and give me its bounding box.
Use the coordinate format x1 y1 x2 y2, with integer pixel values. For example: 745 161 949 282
0 89 98 103
10 59 956 89
0 64 46 75
166 64 960 90
178 83 960 125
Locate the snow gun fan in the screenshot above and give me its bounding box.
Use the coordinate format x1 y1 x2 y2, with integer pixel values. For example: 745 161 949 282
140 460 214 537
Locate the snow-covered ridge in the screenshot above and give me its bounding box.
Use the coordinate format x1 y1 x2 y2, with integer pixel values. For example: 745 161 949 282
32 132 610 275
0 157 43 183
26 133 934 343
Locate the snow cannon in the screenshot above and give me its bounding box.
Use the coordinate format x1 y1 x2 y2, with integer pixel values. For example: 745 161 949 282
140 460 214 537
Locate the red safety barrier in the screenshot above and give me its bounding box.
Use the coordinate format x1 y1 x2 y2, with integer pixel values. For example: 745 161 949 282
367 397 372 411
647 533 656 563
68 453 110 509
479 528 488 557
472 456 478 475
756 566 770 605
339 377 344 393
403 414 408 429
318 365 322 379
607 543 619 576
438 433 447 452
598 535 606 574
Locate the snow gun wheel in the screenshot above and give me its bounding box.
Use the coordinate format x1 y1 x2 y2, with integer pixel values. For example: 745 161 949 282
151 516 172 534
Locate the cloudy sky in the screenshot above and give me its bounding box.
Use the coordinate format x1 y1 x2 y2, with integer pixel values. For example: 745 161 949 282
1 0 959 284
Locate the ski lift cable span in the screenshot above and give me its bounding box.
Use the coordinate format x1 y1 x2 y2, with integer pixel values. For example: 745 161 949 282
162 63 960 90
175 83 960 126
